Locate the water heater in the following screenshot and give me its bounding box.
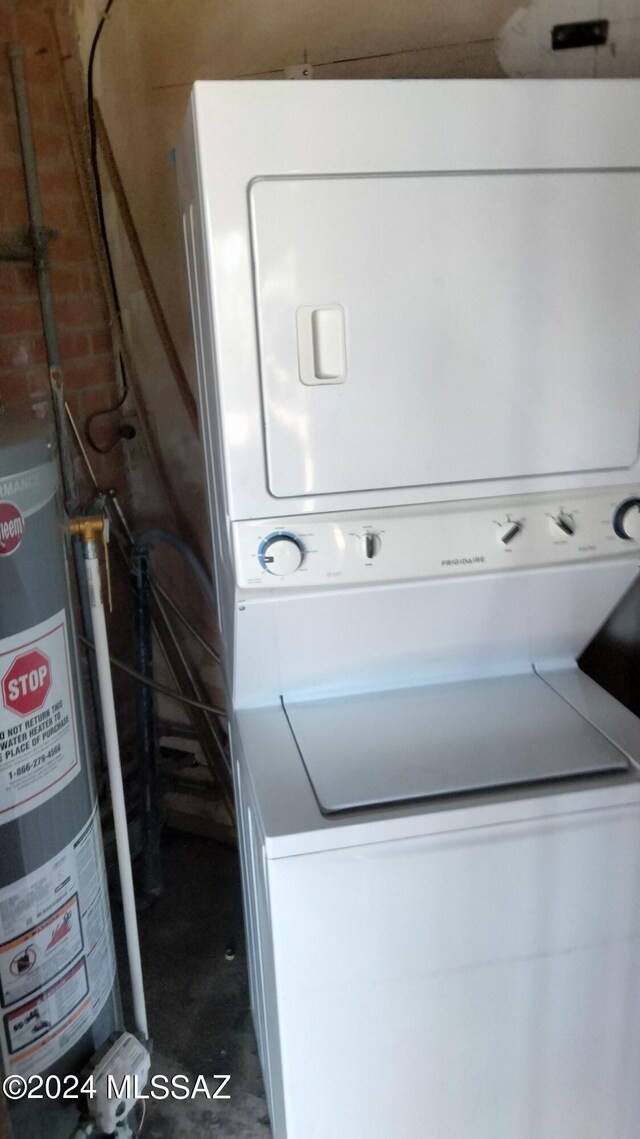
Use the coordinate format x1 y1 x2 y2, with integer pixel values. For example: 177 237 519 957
0 410 120 1136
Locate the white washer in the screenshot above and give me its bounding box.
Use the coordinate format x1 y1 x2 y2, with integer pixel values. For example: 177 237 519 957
235 677 640 1139
178 80 640 1139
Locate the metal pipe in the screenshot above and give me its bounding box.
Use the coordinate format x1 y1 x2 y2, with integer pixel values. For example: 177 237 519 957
7 46 109 775
131 547 162 900
75 527 148 1040
134 530 231 792
153 580 220 663
150 583 232 775
7 43 75 514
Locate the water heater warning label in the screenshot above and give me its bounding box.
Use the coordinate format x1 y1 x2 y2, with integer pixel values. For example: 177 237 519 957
0 806 116 1076
0 611 80 824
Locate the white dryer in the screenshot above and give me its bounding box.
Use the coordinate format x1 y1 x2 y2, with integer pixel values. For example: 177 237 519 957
178 80 640 1138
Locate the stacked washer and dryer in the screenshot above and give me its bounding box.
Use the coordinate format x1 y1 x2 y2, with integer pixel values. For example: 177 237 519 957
178 81 640 1139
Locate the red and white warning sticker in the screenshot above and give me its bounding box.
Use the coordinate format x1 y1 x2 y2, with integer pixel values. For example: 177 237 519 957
0 611 81 824
0 503 24 558
0 805 116 1076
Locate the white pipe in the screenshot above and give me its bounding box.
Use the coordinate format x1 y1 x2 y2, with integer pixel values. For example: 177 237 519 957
83 539 149 1040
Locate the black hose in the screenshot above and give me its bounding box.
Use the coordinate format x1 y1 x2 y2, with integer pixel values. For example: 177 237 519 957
134 529 217 611
87 0 120 325
85 0 130 453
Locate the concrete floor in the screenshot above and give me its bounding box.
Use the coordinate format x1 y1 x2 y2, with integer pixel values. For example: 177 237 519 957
117 831 271 1139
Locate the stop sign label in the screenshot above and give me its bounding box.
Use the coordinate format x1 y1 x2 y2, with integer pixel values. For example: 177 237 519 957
0 612 81 823
2 649 52 717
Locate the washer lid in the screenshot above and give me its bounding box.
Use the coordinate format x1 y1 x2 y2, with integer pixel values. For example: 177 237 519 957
283 673 629 813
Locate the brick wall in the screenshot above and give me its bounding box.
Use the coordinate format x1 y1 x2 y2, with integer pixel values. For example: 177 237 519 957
0 0 135 744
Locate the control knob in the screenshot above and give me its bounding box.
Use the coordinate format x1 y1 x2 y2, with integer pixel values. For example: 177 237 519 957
613 498 640 542
498 519 523 546
551 511 575 537
363 532 381 560
258 532 304 576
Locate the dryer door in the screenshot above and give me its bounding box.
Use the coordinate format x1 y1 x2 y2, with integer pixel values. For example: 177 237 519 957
250 172 640 499
283 672 629 813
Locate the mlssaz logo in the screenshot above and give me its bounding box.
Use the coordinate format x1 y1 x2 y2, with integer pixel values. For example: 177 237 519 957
0 503 24 557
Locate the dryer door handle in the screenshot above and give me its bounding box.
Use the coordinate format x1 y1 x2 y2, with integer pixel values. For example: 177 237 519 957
296 304 347 385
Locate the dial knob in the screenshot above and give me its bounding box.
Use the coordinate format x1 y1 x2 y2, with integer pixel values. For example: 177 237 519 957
551 511 575 537
258 532 304 576
613 498 640 541
498 520 523 546
362 532 381 560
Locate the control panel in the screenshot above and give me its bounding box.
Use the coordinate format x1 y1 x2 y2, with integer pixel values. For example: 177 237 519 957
232 487 640 589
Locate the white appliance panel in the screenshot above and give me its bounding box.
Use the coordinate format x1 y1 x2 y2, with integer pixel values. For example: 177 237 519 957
251 172 640 498
283 673 628 811
232 561 638 707
265 807 640 1139
232 484 640 590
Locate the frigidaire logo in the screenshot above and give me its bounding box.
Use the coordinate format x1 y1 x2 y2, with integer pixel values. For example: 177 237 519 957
441 556 485 567
0 502 24 558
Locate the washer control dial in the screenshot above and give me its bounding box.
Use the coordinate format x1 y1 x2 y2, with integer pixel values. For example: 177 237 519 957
363 532 382 560
613 498 640 541
498 519 523 545
258 532 304 576
551 511 575 537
